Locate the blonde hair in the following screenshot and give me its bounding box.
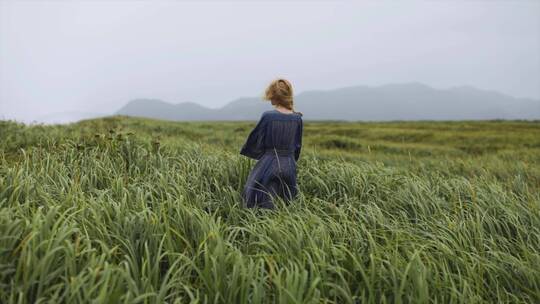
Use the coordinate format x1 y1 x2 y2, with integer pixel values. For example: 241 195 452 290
264 78 297 112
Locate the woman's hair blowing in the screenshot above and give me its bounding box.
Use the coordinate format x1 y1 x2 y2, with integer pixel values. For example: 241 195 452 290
264 79 300 114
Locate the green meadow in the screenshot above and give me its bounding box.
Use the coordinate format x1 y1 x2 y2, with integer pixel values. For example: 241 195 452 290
1 116 539 303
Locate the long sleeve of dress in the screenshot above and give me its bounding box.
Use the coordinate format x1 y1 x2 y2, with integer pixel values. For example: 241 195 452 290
294 119 303 162
240 114 267 160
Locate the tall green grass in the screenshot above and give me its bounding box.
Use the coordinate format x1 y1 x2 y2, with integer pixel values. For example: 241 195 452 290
0 117 539 303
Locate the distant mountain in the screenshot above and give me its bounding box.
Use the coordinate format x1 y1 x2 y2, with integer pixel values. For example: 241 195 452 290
116 83 540 121
116 99 217 121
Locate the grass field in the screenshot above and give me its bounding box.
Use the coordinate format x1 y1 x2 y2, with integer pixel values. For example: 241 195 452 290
1 116 539 303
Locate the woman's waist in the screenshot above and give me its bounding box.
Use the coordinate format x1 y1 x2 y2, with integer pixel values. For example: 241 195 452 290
263 147 294 156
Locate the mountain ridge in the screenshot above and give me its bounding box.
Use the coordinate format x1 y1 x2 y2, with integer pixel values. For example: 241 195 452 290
116 83 540 121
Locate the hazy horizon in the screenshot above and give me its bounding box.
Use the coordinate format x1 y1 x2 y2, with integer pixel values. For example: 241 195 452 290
1 0 539 123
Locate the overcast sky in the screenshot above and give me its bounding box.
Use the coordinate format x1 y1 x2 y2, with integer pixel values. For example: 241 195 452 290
1 0 539 122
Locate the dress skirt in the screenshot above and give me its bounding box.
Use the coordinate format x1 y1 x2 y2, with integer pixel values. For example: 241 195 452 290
241 150 298 209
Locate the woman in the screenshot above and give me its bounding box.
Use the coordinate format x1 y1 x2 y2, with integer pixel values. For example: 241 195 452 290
240 79 303 209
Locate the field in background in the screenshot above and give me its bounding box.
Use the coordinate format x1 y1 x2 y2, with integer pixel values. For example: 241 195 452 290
1 116 539 303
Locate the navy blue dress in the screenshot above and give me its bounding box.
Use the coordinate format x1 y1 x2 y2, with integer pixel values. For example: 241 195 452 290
240 109 303 209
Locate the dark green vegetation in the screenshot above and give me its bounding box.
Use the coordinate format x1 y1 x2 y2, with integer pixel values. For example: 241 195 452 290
1 116 539 303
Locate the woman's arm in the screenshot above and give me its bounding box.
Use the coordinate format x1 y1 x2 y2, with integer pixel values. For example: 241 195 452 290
294 118 303 162
240 113 267 160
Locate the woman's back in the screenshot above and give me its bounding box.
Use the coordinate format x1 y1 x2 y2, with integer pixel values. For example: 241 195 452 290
263 110 303 158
